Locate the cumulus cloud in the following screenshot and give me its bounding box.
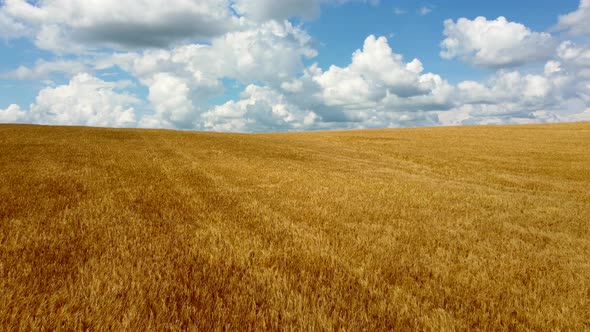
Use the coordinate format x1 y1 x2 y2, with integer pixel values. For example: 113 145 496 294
30 73 139 127
441 16 555 68
1 73 139 127
555 0 590 36
2 59 87 80
232 0 323 21
309 35 453 111
0 9 28 39
556 42 590 82
140 73 202 129
569 108 590 121
204 84 441 132
95 20 315 129
457 72 554 104
0 0 382 50
0 104 28 123
232 0 379 21
105 20 315 86
4 30 590 132
440 58 590 126
0 0 235 50
557 41 590 68
544 60 562 76
192 35 450 131
440 22 590 126
1 0 589 133
202 84 320 132
181 20 317 85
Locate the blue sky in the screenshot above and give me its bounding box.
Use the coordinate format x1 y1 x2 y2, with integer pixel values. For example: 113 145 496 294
1 0 589 131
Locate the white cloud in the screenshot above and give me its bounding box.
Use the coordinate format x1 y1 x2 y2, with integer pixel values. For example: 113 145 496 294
232 0 379 21
232 0 323 21
544 61 562 76
141 73 200 129
0 104 28 123
557 41 590 68
20 73 139 127
109 53 225 129
194 35 450 132
201 85 318 131
0 0 236 50
228 35 452 130
1 74 141 127
556 0 590 36
95 20 316 129
2 59 87 80
203 83 441 132
184 20 317 85
457 71 554 104
1 0 589 133
568 108 590 121
0 9 28 39
201 84 319 132
310 35 453 111
33 24 84 53
441 57 590 126
105 20 315 86
441 16 555 68
556 41 590 83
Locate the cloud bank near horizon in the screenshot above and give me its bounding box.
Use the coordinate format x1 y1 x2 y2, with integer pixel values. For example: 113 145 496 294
1 0 590 132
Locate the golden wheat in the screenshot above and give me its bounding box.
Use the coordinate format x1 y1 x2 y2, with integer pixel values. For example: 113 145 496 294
0 123 589 330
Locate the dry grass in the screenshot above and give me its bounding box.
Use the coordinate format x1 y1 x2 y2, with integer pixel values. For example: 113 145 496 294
0 122 589 331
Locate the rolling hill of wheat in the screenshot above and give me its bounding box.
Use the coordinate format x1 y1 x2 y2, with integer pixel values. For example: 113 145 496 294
1 123 589 330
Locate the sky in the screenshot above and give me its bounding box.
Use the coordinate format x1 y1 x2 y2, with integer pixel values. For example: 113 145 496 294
0 0 589 132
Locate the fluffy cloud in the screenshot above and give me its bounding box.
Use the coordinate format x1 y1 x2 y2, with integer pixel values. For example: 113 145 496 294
439 22 590 126
441 59 590 125
0 0 235 50
201 84 319 132
31 73 138 127
1 0 589 133
441 16 555 68
95 20 315 129
569 108 590 121
544 61 562 76
556 42 590 82
232 0 379 21
556 0 590 35
457 72 554 104
557 41 590 68
0 104 28 123
202 35 450 131
203 83 440 132
4 32 590 132
105 20 315 85
140 73 206 129
308 36 453 112
0 0 382 50
232 0 324 21
2 59 87 80
175 20 317 85
0 9 28 39
2 73 139 127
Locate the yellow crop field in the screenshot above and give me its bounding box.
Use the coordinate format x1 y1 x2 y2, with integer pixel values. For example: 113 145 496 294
1 122 589 330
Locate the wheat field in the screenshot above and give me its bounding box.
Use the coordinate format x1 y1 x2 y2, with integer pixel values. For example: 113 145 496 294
0 122 589 330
